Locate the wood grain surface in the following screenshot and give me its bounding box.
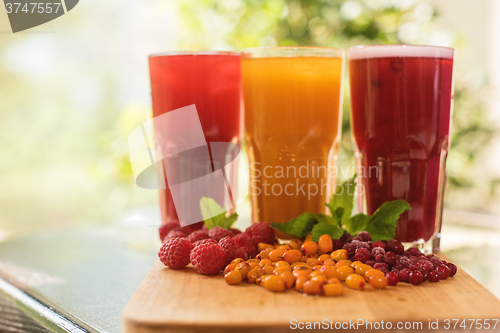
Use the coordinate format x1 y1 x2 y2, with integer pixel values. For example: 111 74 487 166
122 256 500 333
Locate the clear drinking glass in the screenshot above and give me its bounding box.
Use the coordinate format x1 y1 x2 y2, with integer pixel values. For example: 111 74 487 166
348 45 454 252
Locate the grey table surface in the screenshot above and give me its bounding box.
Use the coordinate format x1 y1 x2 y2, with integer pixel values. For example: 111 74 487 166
0 207 499 333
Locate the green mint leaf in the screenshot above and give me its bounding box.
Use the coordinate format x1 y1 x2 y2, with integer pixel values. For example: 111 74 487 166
270 212 317 238
314 214 337 226
311 223 344 242
199 197 237 230
364 200 411 241
346 213 370 235
328 175 356 228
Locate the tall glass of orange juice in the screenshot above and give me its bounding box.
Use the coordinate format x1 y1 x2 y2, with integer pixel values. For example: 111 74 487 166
242 47 344 236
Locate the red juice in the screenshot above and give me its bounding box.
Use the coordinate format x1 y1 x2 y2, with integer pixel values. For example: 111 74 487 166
149 52 241 224
348 45 454 246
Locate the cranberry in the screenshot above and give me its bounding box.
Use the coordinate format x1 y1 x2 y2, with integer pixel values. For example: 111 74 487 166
437 264 451 280
365 260 376 267
402 250 411 257
407 247 420 256
386 272 399 286
428 270 440 282
375 254 384 263
392 242 405 254
430 257 443 269
332 239 343 251
393 263 403 271
351 240 370 250
367 241 373 250
399 268 411 282
342 243 355 256
409 270 424 285
372 241 385 249
383 252 397 266
371 247 385 257
398 256 412 268
378 267 389 274
354 248 371 263
409 262 422 271
420 268 428 281
339 233 352 244
356 231 372 242
391 268 400 275
446 263 457 277
418 260 435 272
373 262 388 270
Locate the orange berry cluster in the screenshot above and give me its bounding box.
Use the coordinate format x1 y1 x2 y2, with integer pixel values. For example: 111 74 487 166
224 234 389 296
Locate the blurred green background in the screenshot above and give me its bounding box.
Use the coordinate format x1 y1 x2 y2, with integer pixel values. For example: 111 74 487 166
1 0 500 238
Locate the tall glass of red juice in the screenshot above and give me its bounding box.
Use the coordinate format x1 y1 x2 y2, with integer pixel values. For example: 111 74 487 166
149 52 241 226
348 45 454 253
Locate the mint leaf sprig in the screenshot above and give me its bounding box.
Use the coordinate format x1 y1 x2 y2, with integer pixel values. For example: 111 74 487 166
270 176 411 242
200 197 238 230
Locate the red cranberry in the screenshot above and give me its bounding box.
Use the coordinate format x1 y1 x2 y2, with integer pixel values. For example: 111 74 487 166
446 263 457 277
437 264 451 280
373 262 388 270
386 272 399 286
398 256 412 268
399 268 411 282
402 250 412 257
365 260 376 267
342 243 355 256
409 270 423 285
371 247 385 257
391 268 400 275
392 242 405 255
383 252 397 266
409 262 422 271
407 247 421 256
428 270 440 282
378 267 389 274
430 257 443 269
375 254 384 263
420 268 429 281
356 231 372 242
354 248 371 263
418 260 434 273
332 239 343 251
339 233 352 243
393 263 403 271
372 241 385 250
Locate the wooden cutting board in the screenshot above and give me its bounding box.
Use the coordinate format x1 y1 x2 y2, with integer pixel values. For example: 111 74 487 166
122 255 500 333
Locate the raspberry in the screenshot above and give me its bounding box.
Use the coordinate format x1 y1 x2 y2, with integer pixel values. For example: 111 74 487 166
190 243 225 275
234 247 249 261
193 238 216 248
158 220 180 241
354 248 371 263
218 236 241 265
245 222 275 245
233 234 257 257
165 230 187 240
187 230 209 244
190 222 204 231
208 226 233 242
158 238 192 269
230 228 242 236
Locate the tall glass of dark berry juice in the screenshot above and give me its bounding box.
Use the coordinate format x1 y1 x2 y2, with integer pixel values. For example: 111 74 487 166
348 45 454 253
149 52 242 226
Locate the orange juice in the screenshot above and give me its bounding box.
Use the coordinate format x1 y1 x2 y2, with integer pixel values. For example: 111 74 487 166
242 47 344 232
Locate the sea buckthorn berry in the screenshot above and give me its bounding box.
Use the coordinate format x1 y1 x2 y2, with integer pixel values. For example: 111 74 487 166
247 267 264 283
259 259 273 267
224 263 237 274
446 263 457 277
248 262 259 269
263 265 275 275
301 242 319 255
318 254 331 263
257 274 271 285
302 280 322 295
309 271 324 277
236 262 251 279
258 243 274 252
230 258 245 265
437 264 451 280
293 266 312 278
277 244 291 251
337 266 355 281
335 260 352 268
304 234 313 242
386 271 399 286
364 269 384 281
346 274 366 290
350 261 363 268
310 274 328 285
280 271 295 289
323 259 336 266
355 264 372 276
306 258 320 266
327 277 341 284
409 270 424 285
331 249 348 261
262 275 286 292
318 234 333 254
323 283 343 296
273 266 291 274
320 266 339 279
257 248 272 260
312 265 323 271
288 239 303 250
247 258 260 264
224 270 242 285
291 262 309 269
282 250 302 264
369 275 388 289
274 260 291 268
295 275 308 292
269 248 287 262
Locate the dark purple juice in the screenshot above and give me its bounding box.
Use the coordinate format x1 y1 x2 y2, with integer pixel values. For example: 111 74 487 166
349 46 454 243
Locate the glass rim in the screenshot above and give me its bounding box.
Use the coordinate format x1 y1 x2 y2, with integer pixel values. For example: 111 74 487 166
241 46 344 59
149 51 240 58
348 44 454 59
